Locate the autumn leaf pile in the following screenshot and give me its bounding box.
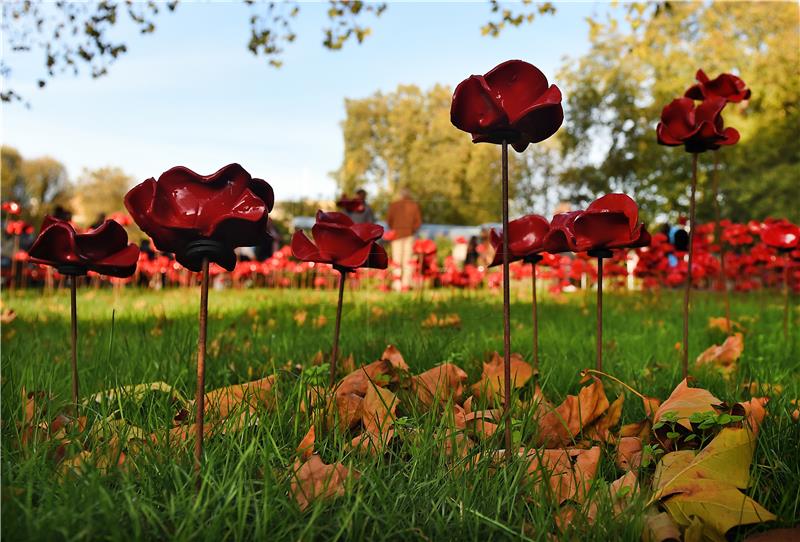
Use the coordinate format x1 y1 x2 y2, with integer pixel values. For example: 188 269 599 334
16 337 796 541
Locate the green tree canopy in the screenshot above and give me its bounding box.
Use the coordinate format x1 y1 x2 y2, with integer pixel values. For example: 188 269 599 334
1 146 72 224
557 2 799 223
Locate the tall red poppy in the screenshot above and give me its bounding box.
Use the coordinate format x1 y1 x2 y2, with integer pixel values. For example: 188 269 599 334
761 221 800 251
657 97 739 153
684 69 750 103
450 60 563 152
489 214 550 266
572 194 651 252
125 163 273 272
28 216 139 277
291 211 388 272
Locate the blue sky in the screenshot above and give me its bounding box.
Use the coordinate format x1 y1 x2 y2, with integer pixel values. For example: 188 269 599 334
3 1 609 200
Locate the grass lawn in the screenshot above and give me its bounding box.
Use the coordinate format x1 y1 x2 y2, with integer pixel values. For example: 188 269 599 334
2 285 799 541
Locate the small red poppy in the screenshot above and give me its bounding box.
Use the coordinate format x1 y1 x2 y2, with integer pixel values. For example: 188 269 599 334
685 69 750 103
291 210 388 272
450 60 563 152
761 221 800 251
657 96 739 153
572 194 651 252
28 216 139 277
2 201 21 215
489 214 550 266
542 211 584 253
125 163 273 272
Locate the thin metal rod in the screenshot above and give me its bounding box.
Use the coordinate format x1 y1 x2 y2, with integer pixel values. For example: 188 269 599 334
330 270 347 387
500 140 512 456
596 257 603 371
682 153 699 380
712 151 731 329
194 258 210 483
9 236 20 294
70 276 79 408
531 262 539 378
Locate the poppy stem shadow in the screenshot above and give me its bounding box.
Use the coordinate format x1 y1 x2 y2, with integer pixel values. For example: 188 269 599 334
330 270 347 388
194 257 210 487
69 275 79 409
500 140 512 458
682 153 699 380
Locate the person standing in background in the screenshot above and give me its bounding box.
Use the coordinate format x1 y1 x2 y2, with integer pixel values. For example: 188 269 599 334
338 188 375 224
387 188 422 291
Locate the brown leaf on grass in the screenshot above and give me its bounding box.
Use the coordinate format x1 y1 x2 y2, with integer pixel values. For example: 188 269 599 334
340 353 356 374
1 308 17 324
695 333 744 371
290 455 360 511
412 363 468 408
463 409 500 440
324 393 363 432
584 394 624 442
708 317 743 334
744 527 800 542
335 349 407 397
745 381 783 396
525 446 601 505
313 315 327 328
297 425 315 460
643 396 662 418
379 344 409 372
533 378 609 447
293 310 307 326
652 428 776 540
586 471 639 524
351 386 399 454
642 511 681 542
731 397 769 437
421 313 461 329
202 375 276 418
654 379 721 431
619 419 651 439
616 436 643 471
470 352 534 400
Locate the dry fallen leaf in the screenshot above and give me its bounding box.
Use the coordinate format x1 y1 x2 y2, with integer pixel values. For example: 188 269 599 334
534 378 609 447
708 317 743 334
202 375 276 418
616 436 643 471
289 455 360 511
584 394 624 442
743 527 800 542
297 426 315 460
732 397 769 437
412 363 468 408
695 333 744 371
471 352 534 400
654 380 721 431
351 385 399 454
421 313 461 329
652 428 775 540
642 511 681 542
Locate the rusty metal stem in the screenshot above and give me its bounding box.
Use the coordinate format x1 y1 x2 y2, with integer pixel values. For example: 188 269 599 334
70 276 79 408
596 257 603 371
194 258 210 485
330 270 347 387
712 151 731 329
531 263 539 378
501 140 512 457
682 154 699 380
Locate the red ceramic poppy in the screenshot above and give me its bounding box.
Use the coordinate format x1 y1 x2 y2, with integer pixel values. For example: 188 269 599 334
125 163 273 272
685 69 750 103
542 195 650 254
2 201 21 215
657 96 739 153
5 220 33 236
450 60 563 152
291 210 388 272
761 221 800 251
489 214 550 266
28 216 139 277
413 238 437 256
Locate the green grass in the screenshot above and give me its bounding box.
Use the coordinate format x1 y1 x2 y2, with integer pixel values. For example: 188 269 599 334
2 285 799 541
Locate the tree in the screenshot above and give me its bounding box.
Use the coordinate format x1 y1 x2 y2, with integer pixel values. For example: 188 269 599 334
1 1 556 103
1 146 73 224
335 84 532 225
72 166 133 226
555 2 799 223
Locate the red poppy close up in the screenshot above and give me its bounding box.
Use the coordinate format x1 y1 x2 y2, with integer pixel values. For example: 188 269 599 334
542 195 650 254
336 195 365 214
450 60 564 152
657 96 740 153
291 210 388 272
124 163 273 272
2 201 21 215
761 221 800 251
489 214 550 266
5 220 33 236
684 69 750 103
28 216 139 277
413 238 437 256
